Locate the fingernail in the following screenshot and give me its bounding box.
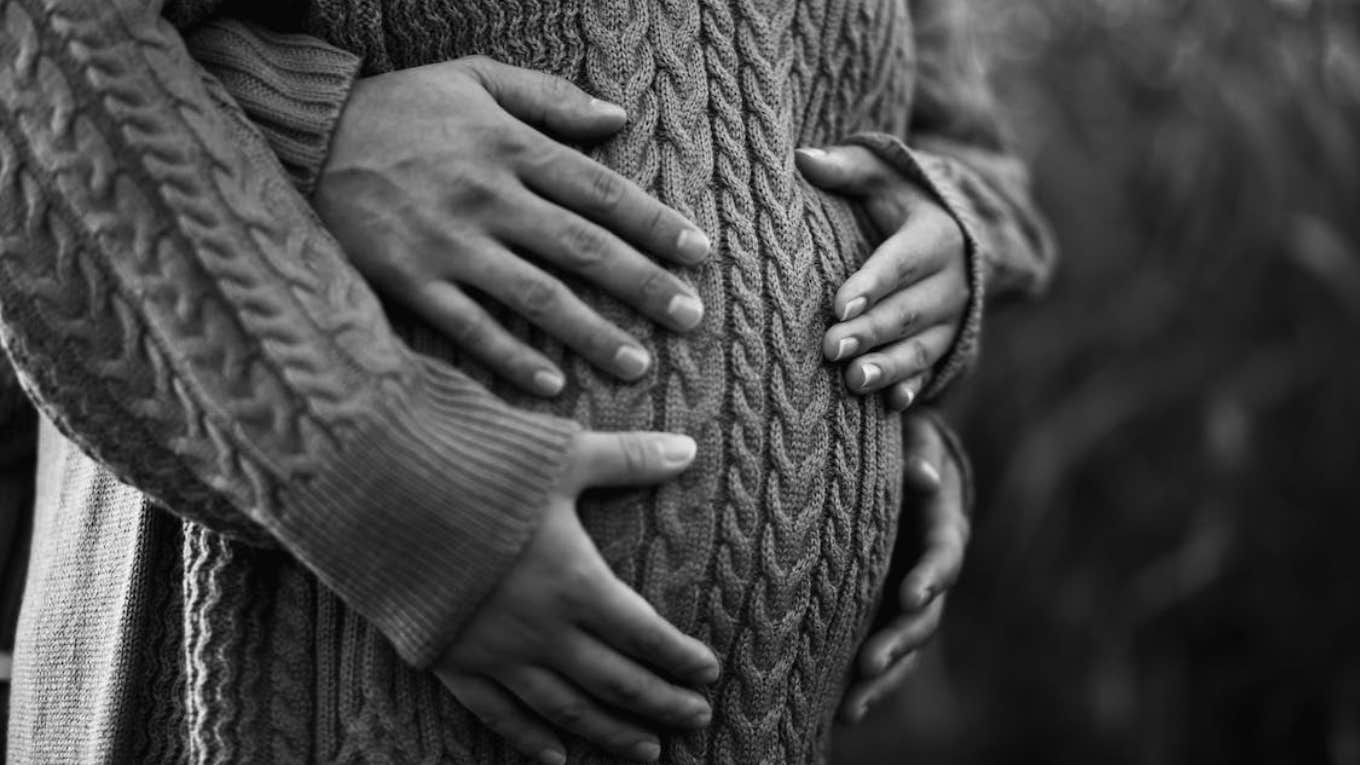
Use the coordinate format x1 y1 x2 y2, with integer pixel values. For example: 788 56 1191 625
589 97 627 121
834 336 860 361
900 385 917 409
658 435 697 467
688 701 714 727
666 293 704 330
538 749 566 765
676 228 711 263
613 345 651 379
633 741 661 761
796 147 827 159
916 458 941 486
859 363 882 389
532 369 565 396
853 702 870 722
840 296 868 321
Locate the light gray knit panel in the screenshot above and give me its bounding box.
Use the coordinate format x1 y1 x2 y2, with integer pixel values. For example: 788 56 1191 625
14 1 918 763
285 1 915 761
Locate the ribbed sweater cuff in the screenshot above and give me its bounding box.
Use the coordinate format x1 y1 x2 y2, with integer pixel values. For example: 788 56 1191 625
274 360 580 668
846 132 987 402
185 20 360 196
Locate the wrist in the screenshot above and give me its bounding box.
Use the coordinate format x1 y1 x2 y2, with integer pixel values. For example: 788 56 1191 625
269 357 581 668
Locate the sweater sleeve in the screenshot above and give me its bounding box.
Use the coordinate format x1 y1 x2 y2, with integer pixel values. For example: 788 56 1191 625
848 0 1057 400
0 0 580 668
183 18 359 196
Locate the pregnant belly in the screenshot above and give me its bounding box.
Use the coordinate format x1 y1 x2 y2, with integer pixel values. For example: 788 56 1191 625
396 180 904 763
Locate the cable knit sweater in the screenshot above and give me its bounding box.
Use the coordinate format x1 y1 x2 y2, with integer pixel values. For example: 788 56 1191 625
0 0 1053 762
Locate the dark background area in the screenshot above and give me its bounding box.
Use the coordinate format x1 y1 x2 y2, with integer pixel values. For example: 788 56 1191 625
842 1 1360 763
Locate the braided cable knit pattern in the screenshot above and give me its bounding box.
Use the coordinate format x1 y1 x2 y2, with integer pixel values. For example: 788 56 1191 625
0 0 584 674
4 0 1053 762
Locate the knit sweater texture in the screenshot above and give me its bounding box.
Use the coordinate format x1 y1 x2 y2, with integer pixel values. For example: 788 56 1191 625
0 0 1054 762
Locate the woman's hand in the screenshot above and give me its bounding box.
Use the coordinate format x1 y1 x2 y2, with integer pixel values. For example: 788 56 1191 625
315 57 711 397
838 413 970 723
795 146 969 410
435 430 719 764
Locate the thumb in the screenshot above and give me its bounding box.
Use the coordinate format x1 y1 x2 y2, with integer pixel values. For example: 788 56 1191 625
794 145 893 196
462 56 627 139
572 430 698 490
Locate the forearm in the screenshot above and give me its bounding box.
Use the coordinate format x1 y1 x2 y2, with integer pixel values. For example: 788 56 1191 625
0 0 576 667
903 0 1056 300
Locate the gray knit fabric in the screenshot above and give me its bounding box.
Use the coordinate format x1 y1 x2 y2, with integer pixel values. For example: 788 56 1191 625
0 0 1054 762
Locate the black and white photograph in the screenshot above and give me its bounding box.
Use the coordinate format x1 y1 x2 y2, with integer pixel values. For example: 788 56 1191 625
1 0 1356 763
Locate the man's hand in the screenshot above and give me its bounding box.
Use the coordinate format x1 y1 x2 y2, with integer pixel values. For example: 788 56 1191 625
435 430 719 764
795 146 969 411
838 413 970 724
316 57 711 397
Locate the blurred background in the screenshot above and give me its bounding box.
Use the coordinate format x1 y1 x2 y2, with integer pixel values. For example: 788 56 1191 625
841 0 1360 763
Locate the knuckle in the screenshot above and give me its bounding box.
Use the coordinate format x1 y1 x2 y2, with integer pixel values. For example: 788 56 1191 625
450 173 500 210
909 340 931 371
585 167 626 211
637 268 670 301
448 308 489 349
548 701 590 728
891 254 917 285
619 435 653 474
894 304 922 335
494 128 535 160
562 223 609 269
515 276 563 320
862 316 886 346
457 55 495 83
645 205 669 239
515 137 561 175
540 75 575 105
603 675 649 706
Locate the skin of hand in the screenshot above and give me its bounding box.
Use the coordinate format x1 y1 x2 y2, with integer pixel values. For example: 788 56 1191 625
837 412 970 724
435 430 721 765
794 146 970 411
314 56 712 397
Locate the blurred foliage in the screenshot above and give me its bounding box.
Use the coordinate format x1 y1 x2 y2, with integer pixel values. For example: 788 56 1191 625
838 1 1360 763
